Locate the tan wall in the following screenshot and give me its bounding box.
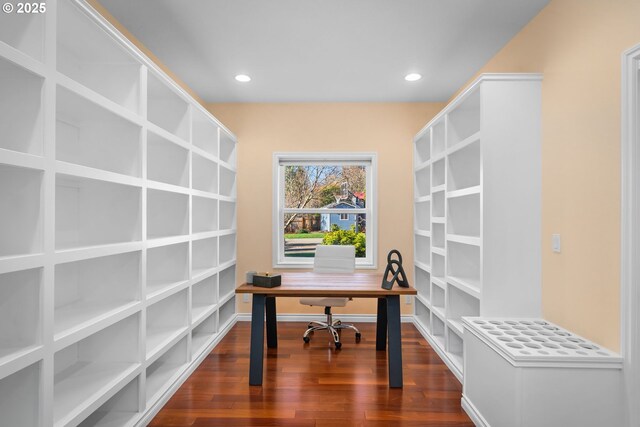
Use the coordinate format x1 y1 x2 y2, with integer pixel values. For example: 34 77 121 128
207 103 443 316
458 0 640 351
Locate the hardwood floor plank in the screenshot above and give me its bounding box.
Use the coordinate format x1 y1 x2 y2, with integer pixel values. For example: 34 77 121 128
150 322 473 426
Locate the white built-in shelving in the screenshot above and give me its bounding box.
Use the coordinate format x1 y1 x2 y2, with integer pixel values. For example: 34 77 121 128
0 0 238 424
413 74 542 381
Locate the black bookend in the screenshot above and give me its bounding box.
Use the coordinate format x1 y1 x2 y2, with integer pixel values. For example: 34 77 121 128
381 250 410 289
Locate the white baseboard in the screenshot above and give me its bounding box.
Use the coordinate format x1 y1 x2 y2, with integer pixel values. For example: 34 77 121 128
136 315 238 426
235 313 415 323
461 395 489 427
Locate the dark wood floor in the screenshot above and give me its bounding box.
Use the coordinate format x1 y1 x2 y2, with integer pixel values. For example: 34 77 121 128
150 321 474 426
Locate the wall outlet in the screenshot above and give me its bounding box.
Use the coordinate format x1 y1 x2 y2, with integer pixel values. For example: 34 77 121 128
405 295 412 304
243 294 250 303
552 234 561 253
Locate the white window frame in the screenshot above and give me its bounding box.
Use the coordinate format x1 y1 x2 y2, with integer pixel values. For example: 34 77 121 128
273 152 377 269
339 213 349 221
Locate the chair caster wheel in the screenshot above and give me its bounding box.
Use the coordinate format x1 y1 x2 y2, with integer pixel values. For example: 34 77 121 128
355 332 361 342
335 341 342 349
303 336 310 343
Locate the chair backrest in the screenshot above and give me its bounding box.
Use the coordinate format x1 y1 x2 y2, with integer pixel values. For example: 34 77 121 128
313 245 355 273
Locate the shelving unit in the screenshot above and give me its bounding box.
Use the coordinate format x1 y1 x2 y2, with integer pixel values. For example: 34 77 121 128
413 74 542 381
0 0 238 424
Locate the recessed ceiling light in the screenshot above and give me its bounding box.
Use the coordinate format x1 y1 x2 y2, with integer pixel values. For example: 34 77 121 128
405 73 422 82
235 74 251 82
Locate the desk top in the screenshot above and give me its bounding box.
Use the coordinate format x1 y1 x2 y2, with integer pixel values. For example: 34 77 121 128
236 272 417 297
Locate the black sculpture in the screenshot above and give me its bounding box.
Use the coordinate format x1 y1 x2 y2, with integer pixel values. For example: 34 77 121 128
381 249 409 290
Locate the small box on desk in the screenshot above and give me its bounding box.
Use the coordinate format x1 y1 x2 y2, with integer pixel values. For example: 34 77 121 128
251 273 281 288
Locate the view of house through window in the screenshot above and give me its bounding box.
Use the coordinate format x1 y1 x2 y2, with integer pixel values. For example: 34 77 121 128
275 154 376 267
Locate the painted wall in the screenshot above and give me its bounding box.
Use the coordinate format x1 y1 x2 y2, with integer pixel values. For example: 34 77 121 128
458 0 640 351
206 103 444 316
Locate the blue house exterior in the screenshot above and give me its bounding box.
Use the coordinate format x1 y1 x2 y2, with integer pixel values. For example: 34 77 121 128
320 195 366 232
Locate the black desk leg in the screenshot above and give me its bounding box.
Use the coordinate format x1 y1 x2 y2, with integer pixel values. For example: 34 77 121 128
376 297 387 351
386 295 403 388
266 296 278 348
249 294 266 386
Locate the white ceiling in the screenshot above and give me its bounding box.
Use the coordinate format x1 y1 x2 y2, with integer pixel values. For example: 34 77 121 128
98 0 549 103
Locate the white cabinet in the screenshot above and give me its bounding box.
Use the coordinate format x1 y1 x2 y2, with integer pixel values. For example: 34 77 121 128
0 0 238 425
413 74 542 381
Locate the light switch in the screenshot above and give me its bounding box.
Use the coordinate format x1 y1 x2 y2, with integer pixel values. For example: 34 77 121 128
405 295 412 304
552 234 561 253
243 294 250 303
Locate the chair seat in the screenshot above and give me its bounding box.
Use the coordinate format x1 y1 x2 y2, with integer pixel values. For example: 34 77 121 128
300 297 349 307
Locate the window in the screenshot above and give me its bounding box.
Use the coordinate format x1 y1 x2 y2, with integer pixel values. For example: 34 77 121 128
273 153 377 268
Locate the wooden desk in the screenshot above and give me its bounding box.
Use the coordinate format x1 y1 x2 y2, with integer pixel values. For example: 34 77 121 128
236 272 417 388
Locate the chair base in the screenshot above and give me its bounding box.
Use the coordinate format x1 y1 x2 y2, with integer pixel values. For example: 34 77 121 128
302 308 361 349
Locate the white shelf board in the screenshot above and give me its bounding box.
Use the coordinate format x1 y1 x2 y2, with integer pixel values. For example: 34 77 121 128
415 293 431 309
146 179 190 196
447 131 481 156
79 410 139 427
447 234 481 247
414 161 430 172
414 229 431 238
54 242 143 266
146 327 188 361
145 122 189 151
191 145 218 164
0 149 45 171
447 185 481 199
145 360 187 406
0 41 46 77
0 253 44 275
432 184 446 193
54 300 141 347
219 159 236 173
56 161 143 189
56 73 143 127
146 279 189 303
447 276 481 299
191 304 217 326
53 361 140 427
432 217 445 224
414 260 430 273
432 306 446 321
0 345 43 382
432 277 447 290
432 247 446 257
448 319 464 337
146 235 190 250
414 195 431 203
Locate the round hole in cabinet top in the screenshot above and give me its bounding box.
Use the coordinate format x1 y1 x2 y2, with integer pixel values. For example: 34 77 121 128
506 343 524 349
505 331 519 336
524 343 542 349
543 343 560 349
481 325 494 330
539 331 554 336
576 351 588 355
488 331 503 336
531 337 546 342
513 326 527 330
505 320 518 325
544 325 559 330
520 321 534 325
534 320 548 325
561 343 578 349
557 350 569 355
555 331 571 336
597 351 610 356
529 326 543 330
549 337 565 342
473 320 486 324
538 350 549 355
567 337 585 343
497 325 511 330
497 337 513 342
489 320 502 325
520 350 531 355
522 331 537 336
514 337 530 343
